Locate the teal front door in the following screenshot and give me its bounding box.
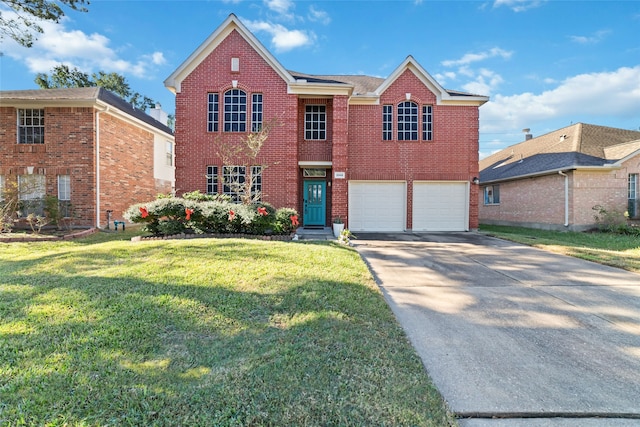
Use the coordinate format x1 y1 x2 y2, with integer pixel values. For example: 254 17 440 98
303 181 326 226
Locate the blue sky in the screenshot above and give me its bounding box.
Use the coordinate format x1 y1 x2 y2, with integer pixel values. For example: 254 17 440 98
1 0 639 158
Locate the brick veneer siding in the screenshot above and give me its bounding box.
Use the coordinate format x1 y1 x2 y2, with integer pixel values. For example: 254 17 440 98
479 167 636 231
0 106 166 227
174 29 299 210
348 70 480 230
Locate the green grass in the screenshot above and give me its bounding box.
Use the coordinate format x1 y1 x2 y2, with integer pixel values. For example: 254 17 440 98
0 231 455 426
480 224 640 273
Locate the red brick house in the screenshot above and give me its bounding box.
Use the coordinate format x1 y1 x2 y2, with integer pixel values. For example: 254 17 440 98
479 123 640 231
0 88 175 228
165 14 488 231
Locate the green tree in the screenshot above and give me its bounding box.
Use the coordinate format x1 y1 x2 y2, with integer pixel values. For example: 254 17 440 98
1 0 89 47
35 65 158 111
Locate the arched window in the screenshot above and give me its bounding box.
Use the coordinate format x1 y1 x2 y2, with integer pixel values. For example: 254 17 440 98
397 101 418 141
223 89 247 132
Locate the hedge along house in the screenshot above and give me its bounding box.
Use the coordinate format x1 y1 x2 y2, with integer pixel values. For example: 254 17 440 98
165 14 488 232
479 123 640 231
0 87 175 228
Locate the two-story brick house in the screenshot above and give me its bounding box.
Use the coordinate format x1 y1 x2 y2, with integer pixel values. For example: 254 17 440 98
0 87 175 228
165 14 488 231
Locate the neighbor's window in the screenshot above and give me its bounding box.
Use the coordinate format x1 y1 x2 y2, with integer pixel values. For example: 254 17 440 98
629 174 638 219
382 105 393 141
207 93 219 132
397 101 418 141
57 175 71 217
165 141 173 166
484 185 500 205
251 93 263 132
305 105 326 140
18 174 46 216
18 109 45 144
223 165 262 202
206 166 218 195
422 105 433 141
0 175 4 202
223 89 247 132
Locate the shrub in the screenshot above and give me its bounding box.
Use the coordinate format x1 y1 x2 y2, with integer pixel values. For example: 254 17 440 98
125 198 298 237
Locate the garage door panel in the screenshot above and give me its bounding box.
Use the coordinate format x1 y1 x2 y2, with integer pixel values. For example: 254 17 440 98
413 182 468 231
349 182 405 232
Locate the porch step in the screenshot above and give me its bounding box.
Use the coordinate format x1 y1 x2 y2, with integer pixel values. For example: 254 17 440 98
294 227 335 241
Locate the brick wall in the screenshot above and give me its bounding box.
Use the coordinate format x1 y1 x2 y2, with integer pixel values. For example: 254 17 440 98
175 29 299 210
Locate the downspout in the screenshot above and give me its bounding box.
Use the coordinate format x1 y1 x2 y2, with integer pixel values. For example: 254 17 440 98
558 171 569 227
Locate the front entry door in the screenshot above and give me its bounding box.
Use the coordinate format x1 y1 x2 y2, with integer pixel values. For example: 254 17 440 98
303 180 326 226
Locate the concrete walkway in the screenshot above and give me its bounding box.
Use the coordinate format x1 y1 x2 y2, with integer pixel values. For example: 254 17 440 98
352 232 640 427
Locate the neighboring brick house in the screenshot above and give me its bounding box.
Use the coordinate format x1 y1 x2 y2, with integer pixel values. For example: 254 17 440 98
479 123 640 231
0 87 175 228
165 14 488 231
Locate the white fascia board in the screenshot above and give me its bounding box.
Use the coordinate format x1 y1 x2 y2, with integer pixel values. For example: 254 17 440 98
298 161 332 167
0 98 96 108
612 149 640 166
481 165 620 185
349 94 380 105
164 14 295 94
288 82 353 96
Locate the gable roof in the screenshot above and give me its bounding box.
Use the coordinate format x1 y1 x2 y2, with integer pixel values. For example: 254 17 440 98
0 87 173 136
165 14 488 106
480 123 640 183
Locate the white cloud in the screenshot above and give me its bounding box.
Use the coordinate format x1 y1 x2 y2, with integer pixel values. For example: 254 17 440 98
442 47 513 67
264 0 294 16
308 6 331 25
462 68 504 95
1 11 165 78
569 30 611 44
492 0 546 12
244 19 315 52
480 66 640 133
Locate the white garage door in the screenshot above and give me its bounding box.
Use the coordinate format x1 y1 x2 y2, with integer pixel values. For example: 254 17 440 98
413 181 468 231
349 181 406 232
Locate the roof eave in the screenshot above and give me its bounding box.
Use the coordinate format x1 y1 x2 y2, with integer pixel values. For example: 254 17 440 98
287 82 353 96
480 164 620 185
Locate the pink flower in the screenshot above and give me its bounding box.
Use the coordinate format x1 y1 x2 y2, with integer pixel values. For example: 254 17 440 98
257 207 268 216
185 208 194 221
139 207 149 218
228 210 236 221
290 215 299 227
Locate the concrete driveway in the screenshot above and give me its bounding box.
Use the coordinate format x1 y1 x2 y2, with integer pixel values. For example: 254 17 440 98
352 232 640 427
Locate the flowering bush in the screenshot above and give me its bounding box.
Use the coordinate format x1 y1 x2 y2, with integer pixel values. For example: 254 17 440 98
124 197 299 237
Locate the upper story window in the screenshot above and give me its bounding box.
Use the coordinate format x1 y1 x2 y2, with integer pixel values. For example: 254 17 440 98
422 105 433 141
18 109 44 144
305 105 326 140
382 105 393 141
251 94 263 132
207 93 219 132
165 141 174 166
484 185 500 205
397 101 418 141
224 89 247 132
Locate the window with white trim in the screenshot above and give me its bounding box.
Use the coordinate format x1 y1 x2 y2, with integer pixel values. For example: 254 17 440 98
484 185 500 205
18 109 45 144
223 165 262 202
383 105 393 141
305 105 326 140
0 175 4 202
58 175 72 217
422 105 433 141
629 174 638 219
251 94 263 132
224 89 247 132
397 101 418 141
206 166 218 195
18 174 46 216
207 93 219 132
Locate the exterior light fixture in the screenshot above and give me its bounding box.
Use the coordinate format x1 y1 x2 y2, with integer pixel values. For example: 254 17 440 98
472 177 480 185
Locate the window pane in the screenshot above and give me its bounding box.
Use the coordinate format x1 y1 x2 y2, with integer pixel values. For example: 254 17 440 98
397 101 418 141
304 105 326 140
223 89 247 133
207 93 219 132
18 109 45 144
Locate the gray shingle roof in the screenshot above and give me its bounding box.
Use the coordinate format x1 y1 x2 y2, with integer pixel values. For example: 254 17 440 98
0 87 173 135
480 123 640 183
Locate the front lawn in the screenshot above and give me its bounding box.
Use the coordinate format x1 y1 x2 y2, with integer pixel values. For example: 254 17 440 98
0 231 455 426
480 224 640 273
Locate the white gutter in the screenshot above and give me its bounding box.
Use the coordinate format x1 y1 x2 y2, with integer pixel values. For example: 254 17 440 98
558 171 569 227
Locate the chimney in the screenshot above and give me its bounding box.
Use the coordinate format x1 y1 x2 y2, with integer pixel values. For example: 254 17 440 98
149 103 169 127
522 128 533 140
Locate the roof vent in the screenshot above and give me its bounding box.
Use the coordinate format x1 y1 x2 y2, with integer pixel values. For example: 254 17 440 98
559 134 567 141
522 128 532 140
